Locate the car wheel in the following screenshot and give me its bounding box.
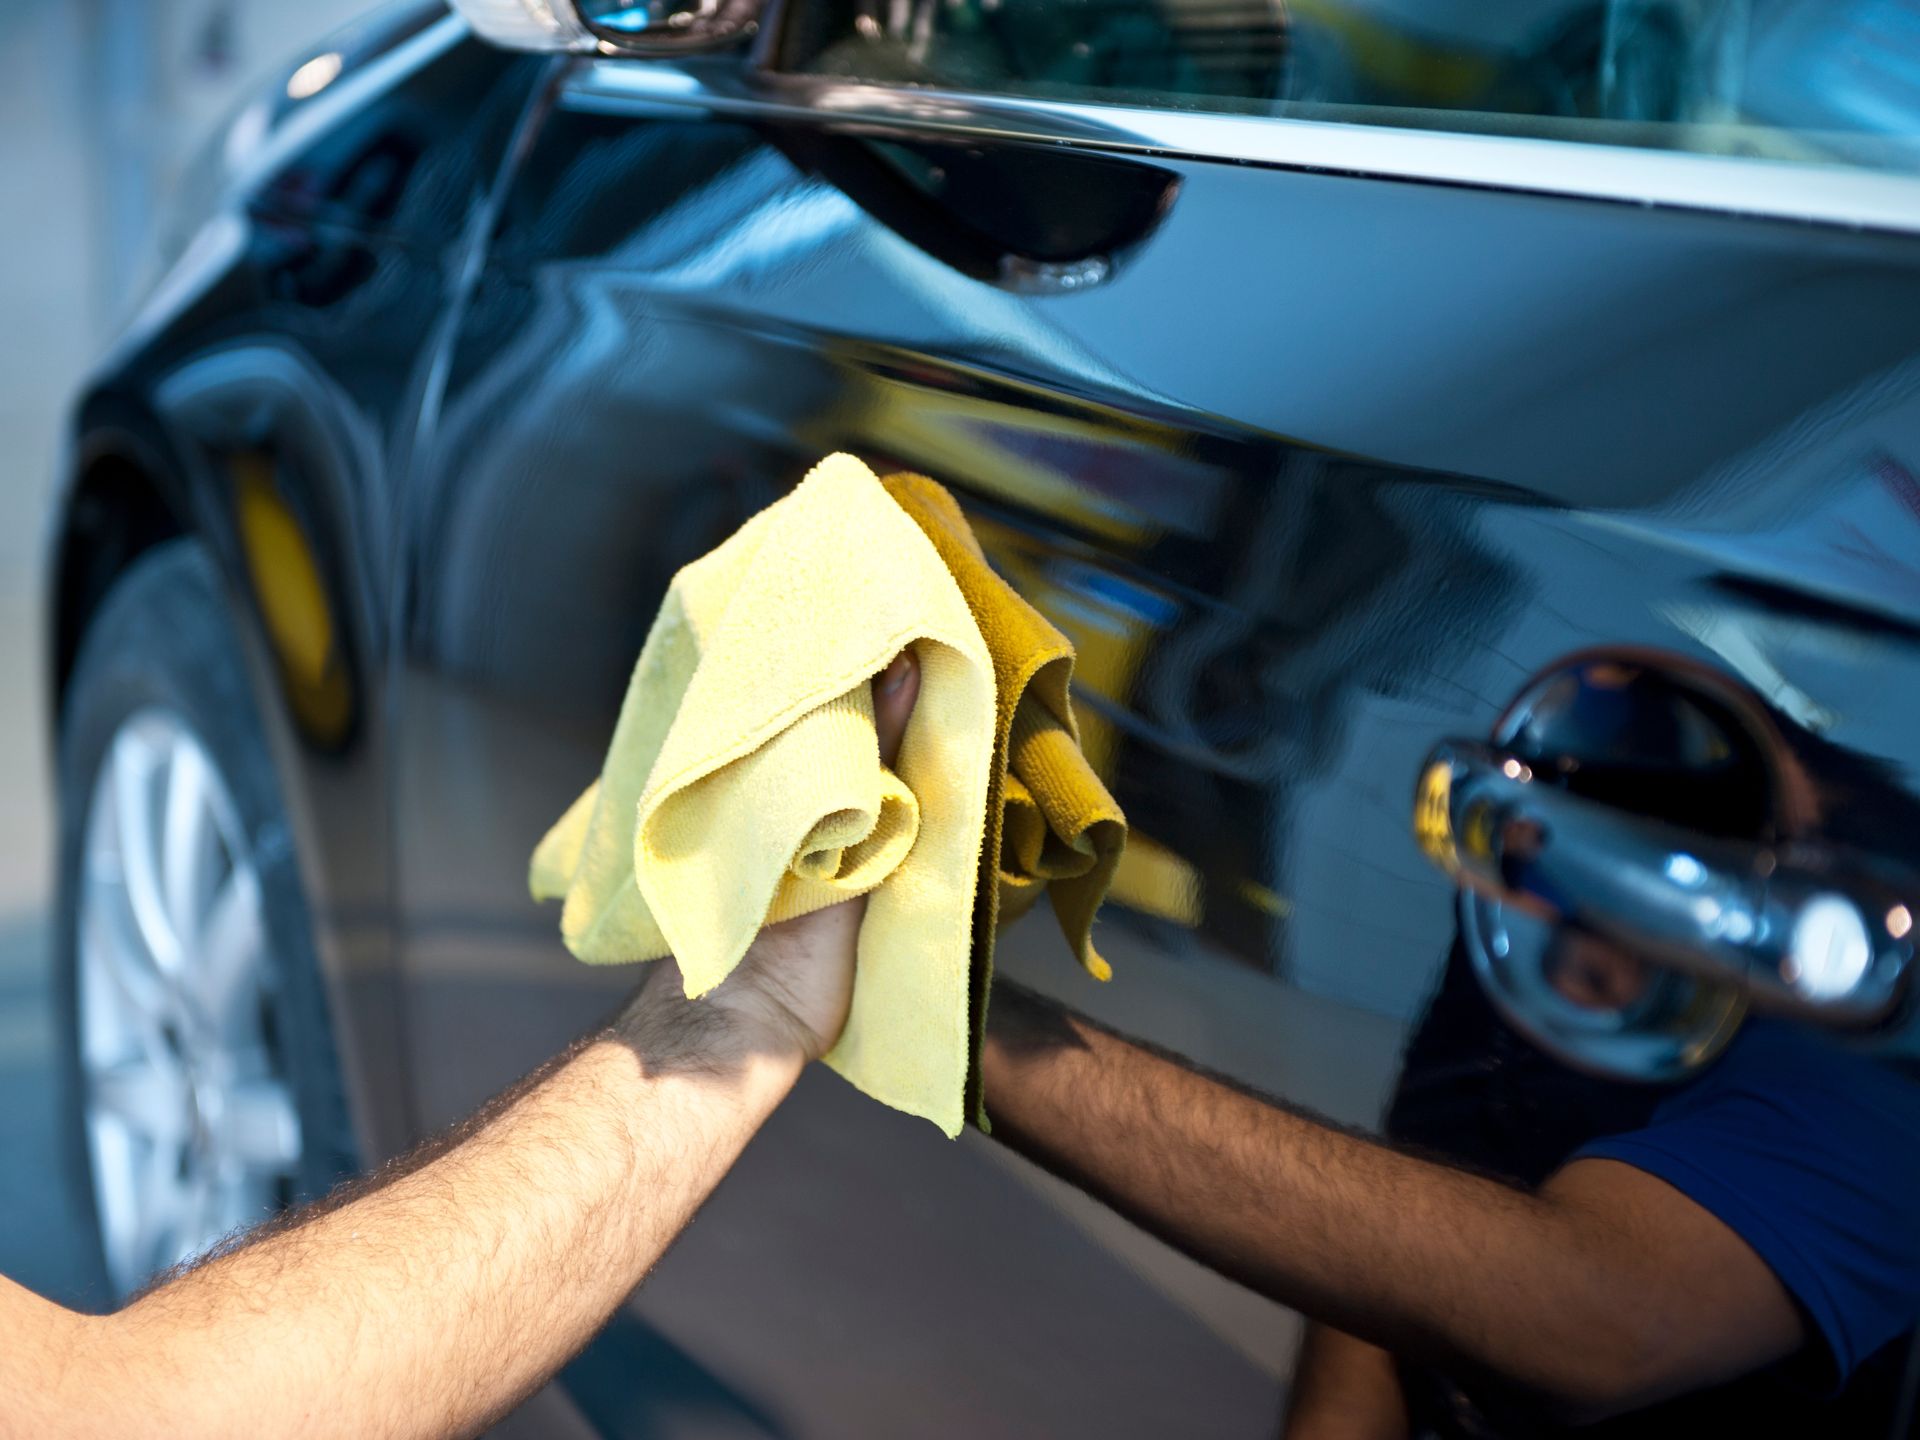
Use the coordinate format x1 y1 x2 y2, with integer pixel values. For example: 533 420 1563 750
54 540 356 1302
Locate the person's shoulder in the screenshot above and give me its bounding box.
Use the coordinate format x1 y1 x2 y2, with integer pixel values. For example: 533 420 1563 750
1610 1021 1920 1383
1675 1018 1920 1142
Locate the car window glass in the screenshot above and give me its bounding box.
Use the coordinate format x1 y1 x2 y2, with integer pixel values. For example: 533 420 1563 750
771 0 1920 177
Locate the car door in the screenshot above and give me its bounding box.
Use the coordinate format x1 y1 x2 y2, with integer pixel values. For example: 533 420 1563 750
396 2 1920 1434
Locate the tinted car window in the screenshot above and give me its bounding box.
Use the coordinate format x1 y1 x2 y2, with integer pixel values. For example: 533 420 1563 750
773 0 1920 176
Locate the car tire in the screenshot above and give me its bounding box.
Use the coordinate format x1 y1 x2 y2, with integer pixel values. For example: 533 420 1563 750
54 539 356 1303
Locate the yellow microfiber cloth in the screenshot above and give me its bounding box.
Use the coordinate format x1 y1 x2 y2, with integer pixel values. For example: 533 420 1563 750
528 454 996 1136
878 474 1127 1127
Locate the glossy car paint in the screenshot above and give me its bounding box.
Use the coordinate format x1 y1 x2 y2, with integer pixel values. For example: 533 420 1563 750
53 5 1920 1435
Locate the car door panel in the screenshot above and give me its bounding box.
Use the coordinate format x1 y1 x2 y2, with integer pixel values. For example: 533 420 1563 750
396 55 1920 1437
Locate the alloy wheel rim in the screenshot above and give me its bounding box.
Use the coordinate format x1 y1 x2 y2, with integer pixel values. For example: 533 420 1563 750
78 708 301 1297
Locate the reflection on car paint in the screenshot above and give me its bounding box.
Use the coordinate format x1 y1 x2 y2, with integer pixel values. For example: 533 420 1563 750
58 19 1920 1436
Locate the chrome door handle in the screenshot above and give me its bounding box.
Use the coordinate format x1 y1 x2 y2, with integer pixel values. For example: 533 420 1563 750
1415 741 1917 1026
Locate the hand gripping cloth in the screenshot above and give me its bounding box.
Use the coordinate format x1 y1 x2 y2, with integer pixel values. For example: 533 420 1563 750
878 474 1127 1127
528 454 995 1136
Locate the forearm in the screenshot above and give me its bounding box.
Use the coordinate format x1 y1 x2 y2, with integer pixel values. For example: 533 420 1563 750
50 990 798 1440
1284 1325 1409 1440
982 989 1565 1372
981 984 1776 1415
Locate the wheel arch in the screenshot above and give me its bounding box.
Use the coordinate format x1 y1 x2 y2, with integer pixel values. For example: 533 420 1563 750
51 381 405 1170
51 402 194 718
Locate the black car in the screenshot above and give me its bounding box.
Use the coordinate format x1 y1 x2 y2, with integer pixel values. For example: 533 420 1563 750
47 0 1920 1433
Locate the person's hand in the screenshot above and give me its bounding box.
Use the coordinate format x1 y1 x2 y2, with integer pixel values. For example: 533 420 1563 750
619 649 923 1071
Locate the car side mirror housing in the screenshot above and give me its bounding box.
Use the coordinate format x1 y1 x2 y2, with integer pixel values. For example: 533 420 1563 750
450 0 762 56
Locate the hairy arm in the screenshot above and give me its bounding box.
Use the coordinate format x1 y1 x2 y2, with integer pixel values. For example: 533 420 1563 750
2 652 921 1440
1283 1326 1408 1440
982 983 1803 1423
4 947 786 1440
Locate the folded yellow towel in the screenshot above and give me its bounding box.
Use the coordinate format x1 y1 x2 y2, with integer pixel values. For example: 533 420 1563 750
999 693 1128 965
529 454 995 1136
879 474 1127 1126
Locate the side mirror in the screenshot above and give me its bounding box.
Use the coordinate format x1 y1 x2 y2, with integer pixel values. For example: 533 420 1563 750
450 0 762 56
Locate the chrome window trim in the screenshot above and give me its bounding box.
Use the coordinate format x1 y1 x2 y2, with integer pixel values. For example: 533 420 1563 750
566 59 1920 237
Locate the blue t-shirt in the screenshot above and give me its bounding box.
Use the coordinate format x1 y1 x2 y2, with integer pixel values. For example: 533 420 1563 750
1577 1018 1920 1385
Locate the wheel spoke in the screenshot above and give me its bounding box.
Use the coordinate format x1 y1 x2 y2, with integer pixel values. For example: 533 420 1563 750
191 868 264 1042
161 739 220 957
89 1060 186 1143
110 728 180 971
88 1118 142 1293
218 1078 302 1174
192 1167 236 1266
167 1167 220 1275
130 1139 192 1280
80 874 175 1041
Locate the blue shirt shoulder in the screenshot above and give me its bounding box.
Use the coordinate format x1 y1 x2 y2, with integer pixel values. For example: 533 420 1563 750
1577 1019 1920 1384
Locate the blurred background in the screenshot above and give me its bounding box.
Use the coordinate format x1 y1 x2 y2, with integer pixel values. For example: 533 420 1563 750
0 0 365 1303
